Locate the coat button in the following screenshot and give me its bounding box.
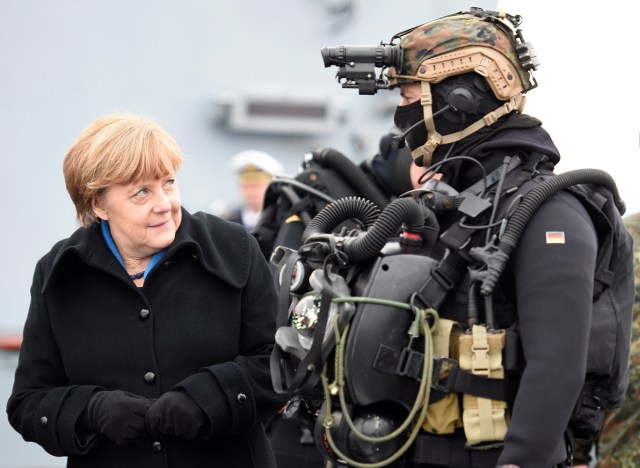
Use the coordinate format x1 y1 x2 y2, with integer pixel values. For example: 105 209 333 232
139 308 150 320
144 372 156 384
237 393 247 404
152 441 163 452
40 416 48 426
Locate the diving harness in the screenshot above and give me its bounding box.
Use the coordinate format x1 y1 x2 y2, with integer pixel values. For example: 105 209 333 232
269 153 626 467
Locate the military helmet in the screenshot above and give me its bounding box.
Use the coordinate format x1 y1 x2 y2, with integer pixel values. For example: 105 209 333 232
387 10 538 101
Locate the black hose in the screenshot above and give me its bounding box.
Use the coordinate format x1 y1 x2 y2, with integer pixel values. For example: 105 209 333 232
303 197 426 263
343 198 425 263
302 196 380 243
500 169 625 253
312 147 390 210
478 168 625 296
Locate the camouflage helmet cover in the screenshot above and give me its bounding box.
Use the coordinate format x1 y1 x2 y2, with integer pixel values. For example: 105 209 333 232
391 13 532 96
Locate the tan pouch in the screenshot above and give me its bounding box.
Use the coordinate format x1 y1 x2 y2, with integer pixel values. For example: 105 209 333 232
458 325 509 445
422 318 463 434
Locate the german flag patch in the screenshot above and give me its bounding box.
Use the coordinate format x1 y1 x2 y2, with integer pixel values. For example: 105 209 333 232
545 231 565 244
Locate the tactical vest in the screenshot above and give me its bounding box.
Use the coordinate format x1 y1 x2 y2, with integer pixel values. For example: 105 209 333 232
419 156 635 449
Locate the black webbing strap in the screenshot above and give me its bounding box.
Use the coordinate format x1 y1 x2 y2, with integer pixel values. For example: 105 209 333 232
270 251 302 394
417 156 531 307
431 358 518 404
462 154 525 197
438 154 549 253
295 282 337 393
417 250 470 309
389 349 518 404
287 197 314 222
418 152 555 308
410 432 501 467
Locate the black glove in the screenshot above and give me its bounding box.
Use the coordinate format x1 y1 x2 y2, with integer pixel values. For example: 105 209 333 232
82 390 152 445
145 390 210 439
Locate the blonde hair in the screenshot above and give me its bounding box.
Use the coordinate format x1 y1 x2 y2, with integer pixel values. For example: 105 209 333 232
63 113 183 226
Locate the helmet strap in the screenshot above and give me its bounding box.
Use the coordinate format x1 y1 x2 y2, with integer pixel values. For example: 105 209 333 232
410 81 526 167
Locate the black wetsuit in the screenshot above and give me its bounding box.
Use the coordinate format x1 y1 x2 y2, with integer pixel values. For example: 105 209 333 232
413 121 598 467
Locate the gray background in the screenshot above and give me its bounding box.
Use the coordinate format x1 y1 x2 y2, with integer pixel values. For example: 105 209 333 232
0 0 484 333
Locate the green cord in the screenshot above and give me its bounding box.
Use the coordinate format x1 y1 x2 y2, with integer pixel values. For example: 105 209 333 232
320 301 439 468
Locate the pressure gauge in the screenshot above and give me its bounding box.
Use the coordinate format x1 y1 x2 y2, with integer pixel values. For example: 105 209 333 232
290 260 307 292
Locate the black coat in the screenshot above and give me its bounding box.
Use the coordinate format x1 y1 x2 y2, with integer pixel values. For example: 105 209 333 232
7 208 286 468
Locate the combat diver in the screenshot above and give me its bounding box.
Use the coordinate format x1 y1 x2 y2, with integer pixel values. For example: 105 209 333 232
272 8 634 468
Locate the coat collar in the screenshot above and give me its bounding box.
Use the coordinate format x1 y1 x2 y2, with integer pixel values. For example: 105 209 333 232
167 207 251 288
42 208 251 291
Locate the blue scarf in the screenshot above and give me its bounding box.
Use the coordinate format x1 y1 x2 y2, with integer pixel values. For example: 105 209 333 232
100 221 166 279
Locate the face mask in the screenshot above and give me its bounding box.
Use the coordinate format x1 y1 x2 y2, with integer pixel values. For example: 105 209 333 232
393 100 428 153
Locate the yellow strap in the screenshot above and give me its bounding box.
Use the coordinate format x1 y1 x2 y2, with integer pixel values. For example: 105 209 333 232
421 81 436 136
438 95 525 146
431 318 460 359
478 397 494 437
410 93 525 167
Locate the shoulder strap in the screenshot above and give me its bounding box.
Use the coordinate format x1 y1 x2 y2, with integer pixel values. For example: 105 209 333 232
418 153 544 308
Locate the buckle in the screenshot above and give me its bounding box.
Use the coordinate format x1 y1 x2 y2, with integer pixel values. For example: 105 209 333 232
483 112 498 126
432 357 459 393
396 347 424 380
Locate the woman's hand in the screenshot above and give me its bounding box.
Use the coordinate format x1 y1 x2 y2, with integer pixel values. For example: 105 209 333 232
82 390 152 445
145 390 210 439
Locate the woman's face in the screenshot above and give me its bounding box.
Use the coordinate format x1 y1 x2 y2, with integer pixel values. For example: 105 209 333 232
93 173 182 260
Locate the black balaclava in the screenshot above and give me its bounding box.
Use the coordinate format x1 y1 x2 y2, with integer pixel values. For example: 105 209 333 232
393 73 539 190
393 73 502 155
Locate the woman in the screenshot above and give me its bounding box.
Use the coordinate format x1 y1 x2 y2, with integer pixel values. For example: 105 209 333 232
6 113 285 467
